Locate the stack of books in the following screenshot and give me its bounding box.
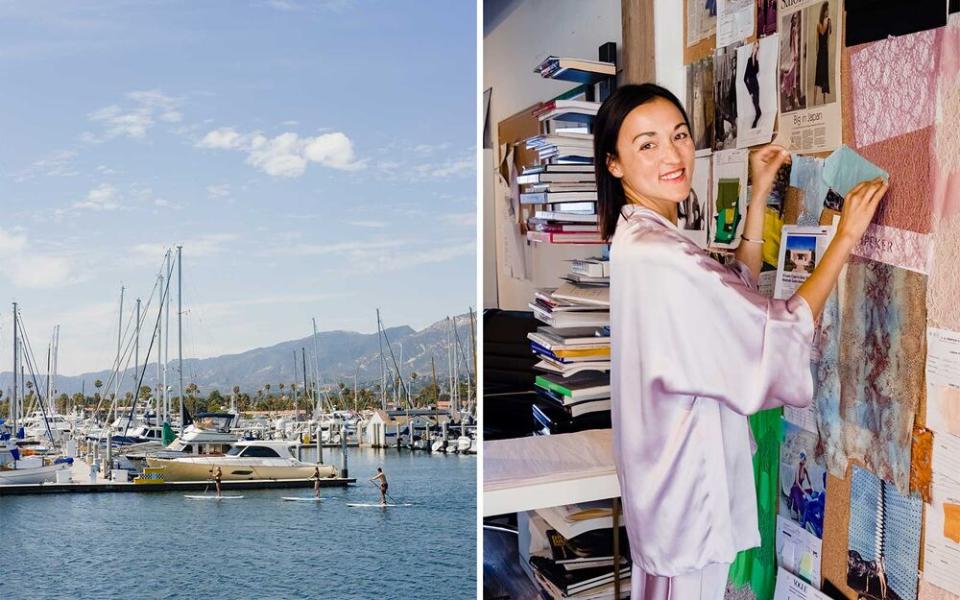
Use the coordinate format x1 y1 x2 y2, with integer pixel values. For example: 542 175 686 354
565 256 609 286
528 325 610 377
519 164 601 244
521 502 632 599
534 56 617 84
528 285 609 329
532 371 611 433
525 131 594 163
532 99 601 124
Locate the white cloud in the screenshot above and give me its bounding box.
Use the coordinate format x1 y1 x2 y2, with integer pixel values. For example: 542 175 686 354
73 183 120 211
198 128 245 150
439 212 476 227
0 227 73 288
344 220 387 228
196 127 364 177
131 233 239 264
88 90 183 140
206 184 231 199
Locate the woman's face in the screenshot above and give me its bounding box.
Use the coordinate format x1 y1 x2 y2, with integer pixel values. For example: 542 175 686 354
606 97 695 207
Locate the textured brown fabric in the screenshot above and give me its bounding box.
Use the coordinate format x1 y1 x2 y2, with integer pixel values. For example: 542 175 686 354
911 426 934 503
858 126 935 234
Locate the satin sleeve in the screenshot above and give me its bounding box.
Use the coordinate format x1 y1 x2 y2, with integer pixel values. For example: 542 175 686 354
618 232 815 415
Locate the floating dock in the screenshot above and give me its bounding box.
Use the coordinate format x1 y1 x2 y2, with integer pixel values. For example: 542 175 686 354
0 459 355 496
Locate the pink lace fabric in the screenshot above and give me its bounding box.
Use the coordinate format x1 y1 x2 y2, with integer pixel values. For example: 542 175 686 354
928 212 960 332
850 223 932 274
934 18 960 220
850 28 941 148
919 580 960 600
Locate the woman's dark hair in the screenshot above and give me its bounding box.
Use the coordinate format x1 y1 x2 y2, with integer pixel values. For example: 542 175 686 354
594 84 692 241
819 3 829 23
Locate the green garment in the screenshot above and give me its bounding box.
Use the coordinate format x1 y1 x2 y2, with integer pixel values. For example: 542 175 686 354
727 408 782 600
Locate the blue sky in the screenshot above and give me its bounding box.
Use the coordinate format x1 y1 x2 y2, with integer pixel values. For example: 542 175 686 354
0 0 477 375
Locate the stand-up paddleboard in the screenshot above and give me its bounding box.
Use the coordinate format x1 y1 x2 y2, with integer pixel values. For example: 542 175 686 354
185 495 244 500
346 503 413 507
282 497 325 502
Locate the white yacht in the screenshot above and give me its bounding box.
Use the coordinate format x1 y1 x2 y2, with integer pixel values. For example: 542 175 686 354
146 439 336 481
0 435 70 485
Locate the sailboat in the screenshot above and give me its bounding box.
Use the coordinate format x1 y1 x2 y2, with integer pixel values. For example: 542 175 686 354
0 422 71 485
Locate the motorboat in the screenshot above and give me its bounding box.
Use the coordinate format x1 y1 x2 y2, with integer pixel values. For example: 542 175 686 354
146 440 337 481
0 430 71 485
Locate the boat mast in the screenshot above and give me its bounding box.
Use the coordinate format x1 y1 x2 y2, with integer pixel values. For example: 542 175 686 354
135 297 140 416
115 285 124 420
156 272 163 424
164 251 172 422
11 302 17 434
311 317 322 412
177 245 183 429
377 310 386 411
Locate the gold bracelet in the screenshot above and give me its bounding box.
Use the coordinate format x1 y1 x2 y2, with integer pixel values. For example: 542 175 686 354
740 236 764 244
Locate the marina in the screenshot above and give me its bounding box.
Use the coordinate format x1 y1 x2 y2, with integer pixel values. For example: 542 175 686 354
3 446 476 599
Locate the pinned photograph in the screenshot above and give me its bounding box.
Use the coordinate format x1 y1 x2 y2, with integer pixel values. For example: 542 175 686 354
710 149 748 249
713 43 741 151
736 35 779 148
779 421 826 537
679 155 712 248
775 0 842 153
687 0 718 47
757 0 777 36
686 55 716 151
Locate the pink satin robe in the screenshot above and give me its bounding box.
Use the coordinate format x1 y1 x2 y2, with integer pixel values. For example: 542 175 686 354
610 206 815 581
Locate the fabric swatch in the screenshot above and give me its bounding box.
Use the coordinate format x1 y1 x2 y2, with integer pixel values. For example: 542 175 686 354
860 126 935 234
849 28 941 147
847 466 923 600
822 145 888 197
839 258 926 494
788 155 827 226
727 409 781 600
910 426 933 503
934 18 960 220
845 0 947 47
928 212 960 332
849 223 932 274
813 289 844 479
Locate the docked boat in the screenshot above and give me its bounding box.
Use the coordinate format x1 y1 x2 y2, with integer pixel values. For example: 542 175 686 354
145 440 337 481
0 432 71 485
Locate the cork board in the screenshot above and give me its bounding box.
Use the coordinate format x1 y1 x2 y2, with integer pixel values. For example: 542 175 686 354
683 0 760 65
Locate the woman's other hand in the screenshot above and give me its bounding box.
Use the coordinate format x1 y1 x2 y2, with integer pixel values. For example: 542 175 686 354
836 177 888 245
749 144 791 202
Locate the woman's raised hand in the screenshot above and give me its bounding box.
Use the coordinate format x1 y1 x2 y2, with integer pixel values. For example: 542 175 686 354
836 177 888 244
749 145 791 201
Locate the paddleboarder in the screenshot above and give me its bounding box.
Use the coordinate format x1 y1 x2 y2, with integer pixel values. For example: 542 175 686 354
370 467 388 506
312 465 322 498
211 466 223 498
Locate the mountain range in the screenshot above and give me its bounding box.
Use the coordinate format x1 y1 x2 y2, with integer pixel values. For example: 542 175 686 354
0 313 475 398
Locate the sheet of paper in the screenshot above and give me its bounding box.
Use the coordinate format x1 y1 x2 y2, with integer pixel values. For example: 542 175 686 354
932 432 960 485
680 156 712 249
717 0 755 48
774 0 842 154
773 567 831 600
780 421 826 535
927 328 960 437
687 57 716 151
687 0 718 47
736 35 780 148
776 516 823 586
710 149 748 249
774 225 834 299
924 477 960 596
714 43 742 151
759 270 777 297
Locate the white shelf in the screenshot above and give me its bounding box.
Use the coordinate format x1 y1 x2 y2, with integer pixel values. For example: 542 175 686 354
483 429 620 517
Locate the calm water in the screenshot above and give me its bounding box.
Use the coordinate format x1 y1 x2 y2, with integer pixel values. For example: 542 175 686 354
1 447 476 600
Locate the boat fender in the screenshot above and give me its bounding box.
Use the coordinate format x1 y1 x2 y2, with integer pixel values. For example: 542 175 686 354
54 457 75 465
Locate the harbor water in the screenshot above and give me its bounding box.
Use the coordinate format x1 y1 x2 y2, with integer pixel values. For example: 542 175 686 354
1 447 476 600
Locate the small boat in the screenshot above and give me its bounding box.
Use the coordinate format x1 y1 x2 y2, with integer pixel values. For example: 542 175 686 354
0 433 71 485
146 440 336 481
